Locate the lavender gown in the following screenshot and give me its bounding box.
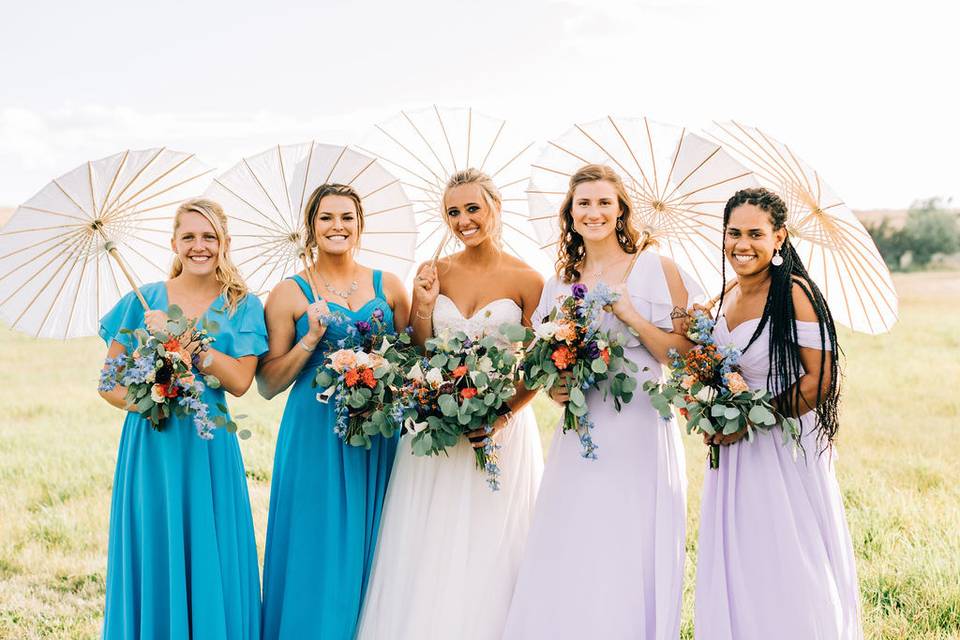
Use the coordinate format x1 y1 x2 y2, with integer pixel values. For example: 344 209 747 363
695 315 862 639
502 250 701 640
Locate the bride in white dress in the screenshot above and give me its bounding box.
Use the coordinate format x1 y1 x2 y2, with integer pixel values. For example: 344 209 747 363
356 168 545 640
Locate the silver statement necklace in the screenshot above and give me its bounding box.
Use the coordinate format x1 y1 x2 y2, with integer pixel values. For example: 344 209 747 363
320 269 358 299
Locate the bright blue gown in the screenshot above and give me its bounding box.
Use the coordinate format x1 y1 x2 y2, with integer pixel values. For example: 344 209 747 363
99 281 266 640
261 272 399 640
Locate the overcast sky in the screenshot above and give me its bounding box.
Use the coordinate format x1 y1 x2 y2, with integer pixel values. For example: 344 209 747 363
0 0 955 210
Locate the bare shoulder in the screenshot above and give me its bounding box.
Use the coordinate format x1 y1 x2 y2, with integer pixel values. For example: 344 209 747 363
790 277 819 322
501 254 545 286
265 277 305 317
380 269 406 295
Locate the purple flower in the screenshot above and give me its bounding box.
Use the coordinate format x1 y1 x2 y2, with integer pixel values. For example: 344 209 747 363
356 320 372 334
571 283 588 299
586 341 601 359
372 308 384 321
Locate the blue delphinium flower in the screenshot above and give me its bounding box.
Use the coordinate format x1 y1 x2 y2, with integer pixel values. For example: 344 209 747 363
120 356 156 386
98 356 125 392
577 414 599 460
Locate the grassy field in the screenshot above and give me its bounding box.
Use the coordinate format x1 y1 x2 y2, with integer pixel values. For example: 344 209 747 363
0 271 957 639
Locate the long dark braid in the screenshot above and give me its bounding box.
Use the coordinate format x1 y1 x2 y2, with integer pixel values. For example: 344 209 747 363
717 188 843 449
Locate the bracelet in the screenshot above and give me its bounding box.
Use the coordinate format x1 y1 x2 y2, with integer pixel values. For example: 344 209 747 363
414 308 432 321
299 339 316 353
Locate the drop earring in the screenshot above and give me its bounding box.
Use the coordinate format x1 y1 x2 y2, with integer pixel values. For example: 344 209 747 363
771 247 784 266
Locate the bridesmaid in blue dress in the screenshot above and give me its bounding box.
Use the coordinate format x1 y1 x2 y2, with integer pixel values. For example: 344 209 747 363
97 198 266 639
258 183 411 640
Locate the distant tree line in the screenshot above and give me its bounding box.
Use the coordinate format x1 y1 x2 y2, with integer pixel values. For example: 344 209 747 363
864 198 960 270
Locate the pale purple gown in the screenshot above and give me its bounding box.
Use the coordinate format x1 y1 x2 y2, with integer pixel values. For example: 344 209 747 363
695 315 862 640
502 250 701 640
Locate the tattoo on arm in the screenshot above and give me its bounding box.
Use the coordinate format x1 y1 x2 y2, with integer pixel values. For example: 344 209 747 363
670 306 689 320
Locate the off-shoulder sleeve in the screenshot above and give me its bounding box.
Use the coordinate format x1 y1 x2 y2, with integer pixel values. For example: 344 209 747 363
220 294 268 359
625 251 704 333
794 320 832 351
98 289 147 351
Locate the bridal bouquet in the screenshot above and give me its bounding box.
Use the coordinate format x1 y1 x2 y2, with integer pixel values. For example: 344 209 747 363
502 282 638 459
98 305 237 440
643 309 800 468
314 308 417 449
397 331 519 491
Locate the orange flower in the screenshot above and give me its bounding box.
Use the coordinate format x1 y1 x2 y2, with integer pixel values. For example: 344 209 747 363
163 338 181 352
551 345 577 370
461 387 478 399
553 321 577 343
600 348 610 364
361 367 377 389
679 407 690 419
452 365 469 378
344 368 360 387
158 383 179 398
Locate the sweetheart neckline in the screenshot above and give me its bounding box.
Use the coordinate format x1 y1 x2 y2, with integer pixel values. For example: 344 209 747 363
435 293 520 321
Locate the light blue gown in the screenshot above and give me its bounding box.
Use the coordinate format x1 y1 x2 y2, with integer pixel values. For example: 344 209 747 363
261 272 399 640
99 281 266 640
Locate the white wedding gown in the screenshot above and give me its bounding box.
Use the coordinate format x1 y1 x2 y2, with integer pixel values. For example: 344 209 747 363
356 294 544 640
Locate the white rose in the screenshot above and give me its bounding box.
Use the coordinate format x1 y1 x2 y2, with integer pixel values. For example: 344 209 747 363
425 367 444 389
355 351 371 368
150 384 165 403
535 322 559 339
407 361 425 382
145 370 156 383
695 385 717 403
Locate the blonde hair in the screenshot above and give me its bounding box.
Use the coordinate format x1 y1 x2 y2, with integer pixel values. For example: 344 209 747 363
555 164 655 283
443 168 503 248
302 183 365 260
170 198 248 313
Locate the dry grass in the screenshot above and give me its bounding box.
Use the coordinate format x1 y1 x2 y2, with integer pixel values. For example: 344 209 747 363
0 271 957 639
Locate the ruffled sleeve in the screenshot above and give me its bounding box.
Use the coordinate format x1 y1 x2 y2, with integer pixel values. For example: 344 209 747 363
217 293 268 359
794 320 832 351
624 251 705 339
531 276 560 328
98 287 152 351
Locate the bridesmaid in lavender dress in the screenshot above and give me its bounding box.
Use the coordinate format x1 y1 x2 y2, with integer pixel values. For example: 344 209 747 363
503 164 702 640
695 187 862 639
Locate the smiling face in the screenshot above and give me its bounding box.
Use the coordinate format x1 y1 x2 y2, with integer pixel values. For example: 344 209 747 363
570 179 621 243
171 210 221 277
724 203 788 276
444 183 498 247
313 194 361 256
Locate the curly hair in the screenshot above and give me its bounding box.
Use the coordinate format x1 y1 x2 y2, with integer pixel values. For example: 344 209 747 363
555 164 654 283
717 187 843 449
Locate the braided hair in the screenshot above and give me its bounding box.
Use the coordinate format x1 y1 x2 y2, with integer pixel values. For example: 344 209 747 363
717 187 843 449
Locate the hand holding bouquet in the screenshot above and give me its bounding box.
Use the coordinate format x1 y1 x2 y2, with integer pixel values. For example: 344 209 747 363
503 282 638 459
398 331 519 491
314 308 417 449
99 305 237 440
644 309 800 468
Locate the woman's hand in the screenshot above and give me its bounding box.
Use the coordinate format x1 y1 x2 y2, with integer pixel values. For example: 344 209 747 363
144 310 170 334
678 303 713 335
549 370 574 405
466 413 510 449
703 426 749 446
606 283 639 325
413 263 440 312
304 299 331 346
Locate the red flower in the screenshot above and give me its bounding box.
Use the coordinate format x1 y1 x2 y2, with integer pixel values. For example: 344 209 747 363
158 383 180 398
163 338 181 352
344 368 360 388
600 348 610 364
461 387 478 399
361 367 377 389
550 345 577 370
679 407 689 419
452 365 469 378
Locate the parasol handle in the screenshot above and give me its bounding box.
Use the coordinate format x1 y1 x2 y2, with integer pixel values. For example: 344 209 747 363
103 241 150 311
704 279 739 311
299 251 322 303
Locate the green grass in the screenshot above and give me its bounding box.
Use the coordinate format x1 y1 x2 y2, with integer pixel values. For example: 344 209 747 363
0 271 957 639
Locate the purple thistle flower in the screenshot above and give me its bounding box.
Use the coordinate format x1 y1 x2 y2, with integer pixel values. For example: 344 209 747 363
356 320 372 334
586 341 601 359
372 307 384 321
571 283 588 299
